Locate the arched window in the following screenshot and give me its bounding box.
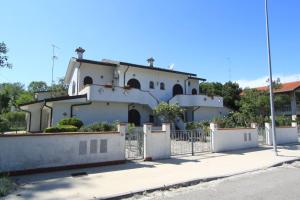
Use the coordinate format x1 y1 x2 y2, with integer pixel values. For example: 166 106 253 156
149 81 154 89
128 109 141 126
72 81 76 94
127 78 141 89
160 82 165 90
192 88 197 95
83 76 93 86
172 84 183 96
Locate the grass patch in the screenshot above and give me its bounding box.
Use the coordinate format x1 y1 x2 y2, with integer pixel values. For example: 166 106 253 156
0 175 16 197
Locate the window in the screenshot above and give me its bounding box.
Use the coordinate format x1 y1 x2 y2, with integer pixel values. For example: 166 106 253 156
149 81 154 89
160 82 165 90
72 81 76 95
192 88 197 95
83 76 93 86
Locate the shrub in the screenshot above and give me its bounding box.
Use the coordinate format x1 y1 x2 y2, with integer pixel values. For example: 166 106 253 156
0 117 9 134
0 176 16 197
44 125 78 133
275 116 292 127
2 112 26 131
79 122 117 132
58 118 83 128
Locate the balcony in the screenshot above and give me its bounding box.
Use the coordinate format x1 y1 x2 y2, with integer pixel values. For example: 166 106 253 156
79 84 159 109
169 94 223 108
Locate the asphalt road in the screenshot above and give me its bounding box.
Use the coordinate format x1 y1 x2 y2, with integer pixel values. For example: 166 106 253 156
128 162 300 200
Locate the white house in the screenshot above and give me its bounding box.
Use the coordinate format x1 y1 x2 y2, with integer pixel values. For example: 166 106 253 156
20 47 228 132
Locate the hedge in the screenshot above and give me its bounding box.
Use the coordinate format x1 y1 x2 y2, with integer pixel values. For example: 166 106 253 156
57 118 83 128
44 125 78 133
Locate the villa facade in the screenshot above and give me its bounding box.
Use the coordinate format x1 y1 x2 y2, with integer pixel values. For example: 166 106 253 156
20 47 228 132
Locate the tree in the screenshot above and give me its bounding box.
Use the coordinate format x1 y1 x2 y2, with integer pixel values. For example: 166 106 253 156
0 83 25 113
15 92 34 106
199 81 242 111
222 81 242 111
199 82 223 96
0 42 12 68
48 78 68 97
153 102 185 123
238 89 270 126
28 81 48 93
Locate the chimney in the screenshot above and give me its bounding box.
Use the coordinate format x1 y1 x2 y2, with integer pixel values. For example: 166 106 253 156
75 47 85 59
147 57 155 67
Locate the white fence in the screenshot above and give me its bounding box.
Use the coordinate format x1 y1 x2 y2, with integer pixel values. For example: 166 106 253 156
210 124 258 153
265 123 298 145
0 124 127 174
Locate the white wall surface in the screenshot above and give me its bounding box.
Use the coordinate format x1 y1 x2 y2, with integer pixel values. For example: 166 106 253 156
194 106 231 121
73 102 128 125
265 123 298 145
143 124 171 160
211 127 258 153
0 132 125 173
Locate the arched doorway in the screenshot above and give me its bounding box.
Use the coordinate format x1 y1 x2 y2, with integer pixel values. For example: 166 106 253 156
127 79 141 89
192 88 197 95
128 109 141 126
173 84 183 97
83 76 93 86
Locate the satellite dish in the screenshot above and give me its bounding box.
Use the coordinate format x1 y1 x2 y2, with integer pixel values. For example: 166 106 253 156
169 64 174 70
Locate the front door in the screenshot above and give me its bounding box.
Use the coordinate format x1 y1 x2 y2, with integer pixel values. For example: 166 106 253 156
128 109 141 126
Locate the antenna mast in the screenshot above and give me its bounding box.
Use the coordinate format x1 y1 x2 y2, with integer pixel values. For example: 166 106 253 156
51 44 59 86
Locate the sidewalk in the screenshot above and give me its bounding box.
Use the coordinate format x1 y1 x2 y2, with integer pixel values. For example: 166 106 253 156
5 144 300 200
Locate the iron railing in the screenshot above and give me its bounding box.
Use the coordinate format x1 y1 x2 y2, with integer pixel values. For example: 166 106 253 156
170 129 211 156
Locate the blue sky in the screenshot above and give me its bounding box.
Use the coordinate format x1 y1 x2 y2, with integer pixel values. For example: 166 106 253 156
1 0 300 88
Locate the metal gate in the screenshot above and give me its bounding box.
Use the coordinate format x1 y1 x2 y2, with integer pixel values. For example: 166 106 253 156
258 127 267 145
170 129 211 156
125 127 144 160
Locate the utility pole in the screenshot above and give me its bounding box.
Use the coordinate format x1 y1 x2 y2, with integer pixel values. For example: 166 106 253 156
265 0 277 155
51 44 59 87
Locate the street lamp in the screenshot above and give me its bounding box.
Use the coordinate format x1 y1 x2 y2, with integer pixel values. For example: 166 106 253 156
265 0 278 155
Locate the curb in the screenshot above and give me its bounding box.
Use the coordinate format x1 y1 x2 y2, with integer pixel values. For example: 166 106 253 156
103 157 300 200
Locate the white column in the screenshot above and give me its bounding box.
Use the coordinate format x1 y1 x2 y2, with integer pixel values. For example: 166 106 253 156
162 123 171 158
117 123 127 160
265 122 273 145
210 123 218 152
143 123 152 161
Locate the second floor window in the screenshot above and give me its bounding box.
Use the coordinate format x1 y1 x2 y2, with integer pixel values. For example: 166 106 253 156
160 82 165 90
149 81 154 89
83 76 93 86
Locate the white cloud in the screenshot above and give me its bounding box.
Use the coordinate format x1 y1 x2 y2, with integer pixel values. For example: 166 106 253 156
235 74 300 88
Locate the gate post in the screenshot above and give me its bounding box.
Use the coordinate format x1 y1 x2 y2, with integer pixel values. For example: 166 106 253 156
162 123 171 157
143 123 152 161
191 131 194 156
117 123 127 160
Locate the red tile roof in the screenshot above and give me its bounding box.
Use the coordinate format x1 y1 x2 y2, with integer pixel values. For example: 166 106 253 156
255 81 300 93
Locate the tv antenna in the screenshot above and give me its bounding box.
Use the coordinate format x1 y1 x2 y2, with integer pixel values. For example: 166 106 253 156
51 44 60 86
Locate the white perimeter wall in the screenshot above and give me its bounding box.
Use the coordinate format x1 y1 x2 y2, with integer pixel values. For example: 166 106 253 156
0 132 125 172
265 123 298 145
211 128 258 153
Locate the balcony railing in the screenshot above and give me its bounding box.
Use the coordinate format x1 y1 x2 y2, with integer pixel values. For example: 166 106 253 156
169 94 223 107
79 84 159 109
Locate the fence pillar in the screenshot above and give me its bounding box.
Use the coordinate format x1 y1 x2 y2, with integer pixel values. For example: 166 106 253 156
265 122 273 145
162 123 171 158
117 123 127 160
250 123 258 129
210 123 218 153
143 123 152 161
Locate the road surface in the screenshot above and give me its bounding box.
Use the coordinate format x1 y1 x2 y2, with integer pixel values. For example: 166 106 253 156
128 161 300 200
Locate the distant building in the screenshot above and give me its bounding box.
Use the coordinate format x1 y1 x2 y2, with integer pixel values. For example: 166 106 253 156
254 81 300 116
20 47 229 132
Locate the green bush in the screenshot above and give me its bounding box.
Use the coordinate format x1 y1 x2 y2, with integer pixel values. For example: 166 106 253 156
79 122 117 132
0 117 9 133
275 116 292 127
58 118 83 128
44 125 78 133
0 176 16 197
2 112 26 131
